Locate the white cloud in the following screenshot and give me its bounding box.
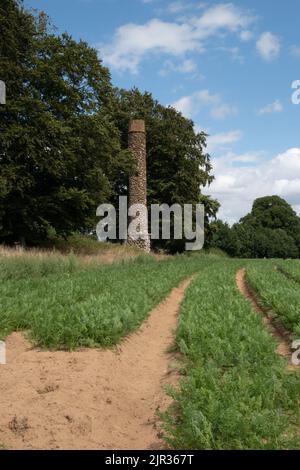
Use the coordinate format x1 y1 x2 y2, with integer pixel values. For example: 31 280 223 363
100 19 200 73
172 89 237 120
192 3 251 36
290 45 300 57
177 59 197 73
210 103 237 119
240 30 253 41
207 130 243 152
168 1 207 14
230 151 263 163
258 99 283 115
168 1 189 14
217 46 244 63
100 3 254 72
256 32 281 61
205 148 300 224
194 124 209 135
160 58 198 75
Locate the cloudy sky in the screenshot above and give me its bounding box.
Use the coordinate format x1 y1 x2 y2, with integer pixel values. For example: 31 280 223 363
25 0 300 223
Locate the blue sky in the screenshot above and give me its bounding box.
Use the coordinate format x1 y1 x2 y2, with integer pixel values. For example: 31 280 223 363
24 0 300 223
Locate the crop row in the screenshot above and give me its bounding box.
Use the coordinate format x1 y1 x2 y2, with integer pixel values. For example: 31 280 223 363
0 254 209 349
163 260 300 449
277 259 300 284
246 261 300 337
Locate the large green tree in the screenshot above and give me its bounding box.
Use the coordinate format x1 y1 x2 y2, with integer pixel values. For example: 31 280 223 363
0 0 132 244
212 196 300 258
242 196 300 244
114 88 218 251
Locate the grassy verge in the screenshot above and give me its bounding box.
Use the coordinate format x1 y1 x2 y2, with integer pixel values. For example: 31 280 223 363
163 260 300 449
0 235 143 274
0 254 209 349
0 251 85 281
246 261 300 337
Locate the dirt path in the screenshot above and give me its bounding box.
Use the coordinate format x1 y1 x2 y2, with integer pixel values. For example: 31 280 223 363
0 278 193 450
236 268 294 364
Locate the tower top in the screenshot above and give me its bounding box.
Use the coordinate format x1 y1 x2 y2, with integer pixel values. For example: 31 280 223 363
129 119 145 133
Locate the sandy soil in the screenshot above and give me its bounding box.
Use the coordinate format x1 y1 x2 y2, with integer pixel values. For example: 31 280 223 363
236 268 295 364
0 278 192 450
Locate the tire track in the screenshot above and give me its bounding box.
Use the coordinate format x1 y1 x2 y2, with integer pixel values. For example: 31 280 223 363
236 268 297 367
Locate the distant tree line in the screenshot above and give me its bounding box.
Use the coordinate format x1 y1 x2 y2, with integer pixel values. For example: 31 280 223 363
0 0 217 250
211 196 300 259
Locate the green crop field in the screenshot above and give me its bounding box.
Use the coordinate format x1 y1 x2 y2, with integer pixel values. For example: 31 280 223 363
163 259 300 449
0 251 215 348
246 260 300 337
1 250 300 450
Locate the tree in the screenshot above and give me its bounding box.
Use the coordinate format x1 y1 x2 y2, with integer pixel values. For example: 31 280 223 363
113 88 218 252
254 228 298 259
241 196 300 232
0 0 132 244
219 196 300 259
210 220 238 256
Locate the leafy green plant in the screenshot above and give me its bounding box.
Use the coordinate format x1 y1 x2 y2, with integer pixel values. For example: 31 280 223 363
0 252 81 281
163 260 300 449
246 261 300 337
0 254 208 348
277 260 300 284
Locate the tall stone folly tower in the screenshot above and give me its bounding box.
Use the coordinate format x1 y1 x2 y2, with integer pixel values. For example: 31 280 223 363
127 119 151 252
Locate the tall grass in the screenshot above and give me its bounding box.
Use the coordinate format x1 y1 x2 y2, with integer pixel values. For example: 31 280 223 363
0 236 142 278
0 251 82 281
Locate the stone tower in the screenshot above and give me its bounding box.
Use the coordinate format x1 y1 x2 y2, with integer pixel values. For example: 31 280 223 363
127 119 150 252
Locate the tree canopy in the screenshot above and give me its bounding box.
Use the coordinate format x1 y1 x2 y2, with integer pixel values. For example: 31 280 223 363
114 88 218 251
0 0 132 244
0 1 216 250
211 196 300 259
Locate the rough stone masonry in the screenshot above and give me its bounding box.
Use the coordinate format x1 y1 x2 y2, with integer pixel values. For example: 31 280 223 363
127 119 151 252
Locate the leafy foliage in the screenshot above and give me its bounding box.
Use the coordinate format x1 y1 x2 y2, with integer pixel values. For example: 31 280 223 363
113 88 219 252
0 0 132 244
163 260 300 449
211 196 300 258
247 260 300 336
0 253 206 348
0 2 216 250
